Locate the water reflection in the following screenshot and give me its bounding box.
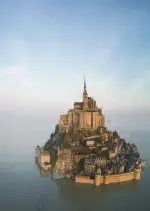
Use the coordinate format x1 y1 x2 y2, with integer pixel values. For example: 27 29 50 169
54 177 141 211
102 179 141 191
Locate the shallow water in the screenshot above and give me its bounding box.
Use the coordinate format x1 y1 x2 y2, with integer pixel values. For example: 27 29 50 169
0 114 149 211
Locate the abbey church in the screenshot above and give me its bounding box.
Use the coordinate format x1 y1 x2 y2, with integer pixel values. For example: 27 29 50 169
59 79 105 133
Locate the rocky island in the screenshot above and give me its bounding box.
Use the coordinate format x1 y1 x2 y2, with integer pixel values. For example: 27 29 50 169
35 79 145 186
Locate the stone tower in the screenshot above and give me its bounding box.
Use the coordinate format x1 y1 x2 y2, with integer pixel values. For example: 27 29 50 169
58 77 106 132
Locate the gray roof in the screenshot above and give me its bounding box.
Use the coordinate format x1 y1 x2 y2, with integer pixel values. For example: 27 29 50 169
74 102 83 105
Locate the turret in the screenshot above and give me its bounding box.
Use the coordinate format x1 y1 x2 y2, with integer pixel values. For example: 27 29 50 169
94 167 101 186
134 167 141 180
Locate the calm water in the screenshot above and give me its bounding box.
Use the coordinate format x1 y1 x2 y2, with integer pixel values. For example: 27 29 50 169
0 113 150 211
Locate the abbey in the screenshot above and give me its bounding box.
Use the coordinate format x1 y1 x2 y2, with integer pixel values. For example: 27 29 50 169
37 78 145 185
59 79 105 133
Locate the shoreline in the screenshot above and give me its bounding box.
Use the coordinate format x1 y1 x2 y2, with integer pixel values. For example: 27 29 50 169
35 153 145 186
74 160 145 186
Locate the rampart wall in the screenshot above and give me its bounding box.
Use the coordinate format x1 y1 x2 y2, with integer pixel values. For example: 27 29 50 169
75 175 94 184
75 168 141 186
106 172 134 183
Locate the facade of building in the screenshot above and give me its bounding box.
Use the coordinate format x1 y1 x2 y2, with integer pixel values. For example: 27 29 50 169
84 155 96 176
59 79 105 133
40 151 51 164
53 149 74 176
84 154 107 176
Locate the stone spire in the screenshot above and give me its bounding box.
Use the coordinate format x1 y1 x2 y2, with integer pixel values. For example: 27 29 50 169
83 76 88 95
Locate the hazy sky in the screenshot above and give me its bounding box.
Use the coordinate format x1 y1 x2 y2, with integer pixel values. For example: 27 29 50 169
1 0 150 113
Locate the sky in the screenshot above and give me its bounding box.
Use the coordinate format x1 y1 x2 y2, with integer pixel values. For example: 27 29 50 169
0 0 150 116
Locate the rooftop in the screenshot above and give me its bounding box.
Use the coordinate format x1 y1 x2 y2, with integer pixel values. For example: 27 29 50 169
74 102 83 105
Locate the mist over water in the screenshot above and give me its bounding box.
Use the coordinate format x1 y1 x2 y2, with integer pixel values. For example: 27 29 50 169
0 110 150 211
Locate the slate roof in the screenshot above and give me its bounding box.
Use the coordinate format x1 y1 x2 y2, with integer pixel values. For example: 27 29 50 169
74 102 83 105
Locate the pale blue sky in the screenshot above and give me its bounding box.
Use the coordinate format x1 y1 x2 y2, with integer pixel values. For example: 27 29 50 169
0 0 150 113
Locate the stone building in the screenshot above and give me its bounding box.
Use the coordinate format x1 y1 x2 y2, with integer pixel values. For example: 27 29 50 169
84 154 107 176
39 151 50 164
59 79 105 133
84 155 96 176
53 149 74 176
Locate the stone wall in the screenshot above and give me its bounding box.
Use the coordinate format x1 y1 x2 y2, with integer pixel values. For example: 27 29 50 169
106 172 134 184
75 175 94 184
75 169 141 186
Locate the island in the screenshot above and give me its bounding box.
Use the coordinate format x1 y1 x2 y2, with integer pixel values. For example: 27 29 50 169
35 79 145 186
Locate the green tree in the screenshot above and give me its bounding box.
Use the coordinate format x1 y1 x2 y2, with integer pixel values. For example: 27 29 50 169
113 131 120 138
63 134 70 147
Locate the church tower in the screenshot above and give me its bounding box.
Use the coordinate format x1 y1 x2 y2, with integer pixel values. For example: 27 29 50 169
83 77 89 110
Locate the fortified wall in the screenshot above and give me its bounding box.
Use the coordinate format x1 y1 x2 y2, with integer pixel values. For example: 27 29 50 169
75 168 142 186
